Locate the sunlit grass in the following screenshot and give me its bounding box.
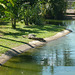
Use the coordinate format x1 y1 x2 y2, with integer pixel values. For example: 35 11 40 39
0 22 65 54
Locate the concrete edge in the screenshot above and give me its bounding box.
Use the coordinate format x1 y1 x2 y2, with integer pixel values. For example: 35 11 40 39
0 29 72 66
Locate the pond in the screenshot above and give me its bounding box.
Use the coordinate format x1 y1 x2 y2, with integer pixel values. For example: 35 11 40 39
0 20 75 75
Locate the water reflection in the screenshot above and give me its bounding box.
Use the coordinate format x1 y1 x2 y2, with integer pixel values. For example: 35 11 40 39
1 20 75 75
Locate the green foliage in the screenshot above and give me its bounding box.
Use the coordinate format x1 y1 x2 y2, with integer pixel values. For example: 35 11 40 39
0 3 7 9
19 1 44 26
0 0 68 27
7 0 14 6
6 0 39 28
0 0 7 22
45 0 67 19
29 2 43 25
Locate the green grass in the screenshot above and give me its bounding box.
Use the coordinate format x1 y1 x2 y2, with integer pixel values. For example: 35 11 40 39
0 22 65 54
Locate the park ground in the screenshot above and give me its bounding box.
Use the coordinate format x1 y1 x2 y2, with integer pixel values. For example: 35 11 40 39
0 22 65 55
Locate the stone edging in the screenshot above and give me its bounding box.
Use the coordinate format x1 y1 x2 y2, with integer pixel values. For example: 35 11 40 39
0 29 72 66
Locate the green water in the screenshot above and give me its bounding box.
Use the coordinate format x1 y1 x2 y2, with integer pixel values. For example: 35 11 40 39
0 20 75 75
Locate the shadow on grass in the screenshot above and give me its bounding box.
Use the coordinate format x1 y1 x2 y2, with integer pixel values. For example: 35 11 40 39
0 37 34 57
0 45 20 56
0 21 64 38
15 28 40 34
0 22 9 25
0 22 64 56
0 37 34 48
0 25 64 38
0 28 41 38
25 25 64 32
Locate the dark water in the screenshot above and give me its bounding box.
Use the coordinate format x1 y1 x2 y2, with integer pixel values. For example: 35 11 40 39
0 20 75 75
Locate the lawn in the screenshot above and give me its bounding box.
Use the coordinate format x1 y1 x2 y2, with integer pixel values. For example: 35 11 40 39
0 22 65 54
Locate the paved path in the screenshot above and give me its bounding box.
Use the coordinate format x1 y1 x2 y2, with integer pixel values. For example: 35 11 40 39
64 9 75 20
66 9 75 13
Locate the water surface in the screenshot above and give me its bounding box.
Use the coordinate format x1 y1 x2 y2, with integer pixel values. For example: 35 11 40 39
0 20 75 75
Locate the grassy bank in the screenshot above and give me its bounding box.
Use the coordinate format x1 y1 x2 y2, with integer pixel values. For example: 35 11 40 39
0 22 65 54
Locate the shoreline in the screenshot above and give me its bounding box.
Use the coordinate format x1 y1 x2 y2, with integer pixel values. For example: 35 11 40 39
0 29 72 66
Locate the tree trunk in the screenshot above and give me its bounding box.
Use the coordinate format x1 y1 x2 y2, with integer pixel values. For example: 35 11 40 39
25 19 28 26
11 18 14 26
24 19 26 26
24 16 29 26
11 18 16 29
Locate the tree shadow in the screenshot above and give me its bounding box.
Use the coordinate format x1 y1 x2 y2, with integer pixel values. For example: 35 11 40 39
25 24 64 32
0 27 41 38
0 45 20 56
0 30 6 34
41 25 64 32
0 22 9 25
0 37 34 48
15 28 40 34
0 22 64 38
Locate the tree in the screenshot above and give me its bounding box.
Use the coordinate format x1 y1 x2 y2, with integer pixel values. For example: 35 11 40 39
19 3 32 26
0 0 7 22
8 0 38 28
6 0 28 28
45 0 67 19
19 0 43 26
